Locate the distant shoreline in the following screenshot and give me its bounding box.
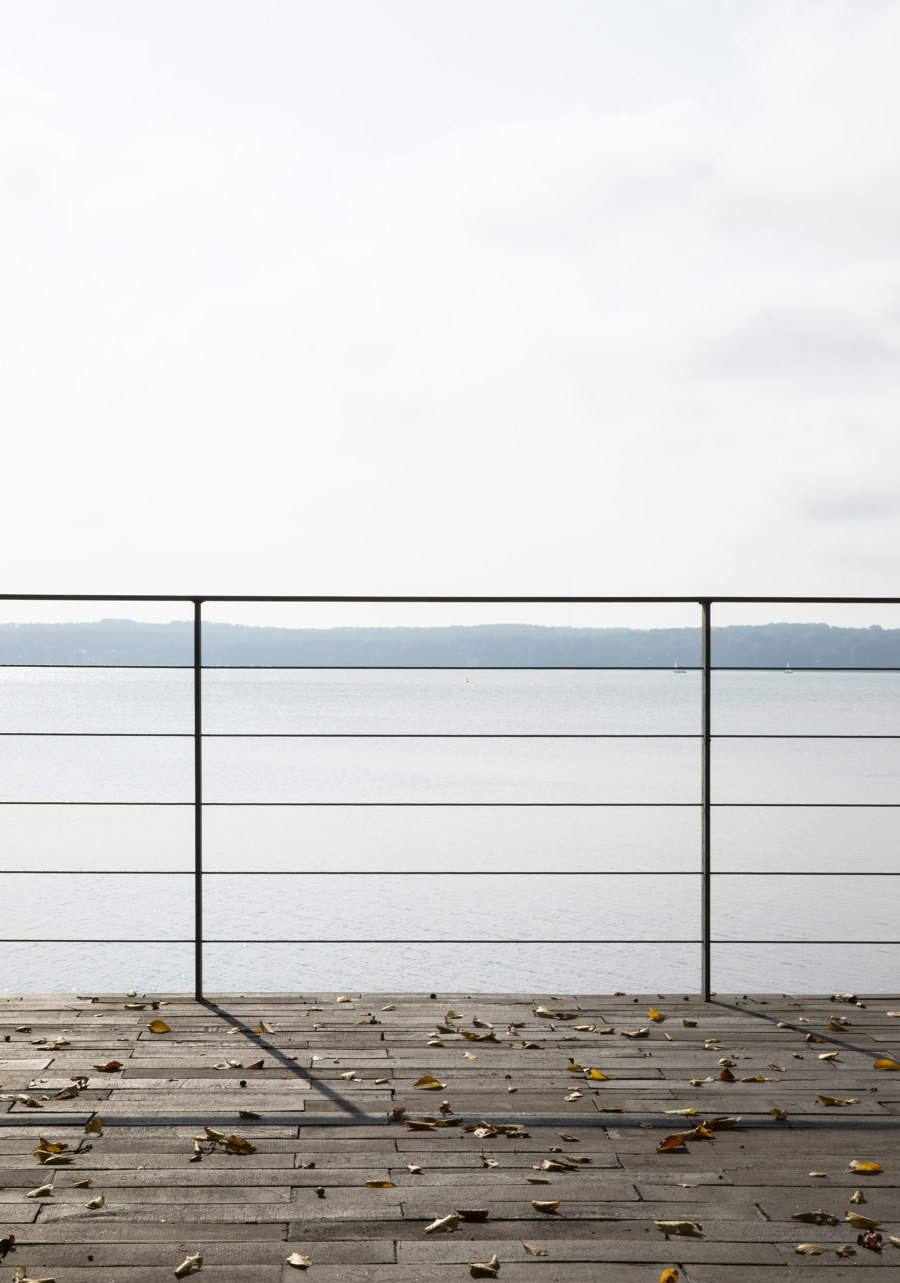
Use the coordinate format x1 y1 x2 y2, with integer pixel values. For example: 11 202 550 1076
0 619 897 667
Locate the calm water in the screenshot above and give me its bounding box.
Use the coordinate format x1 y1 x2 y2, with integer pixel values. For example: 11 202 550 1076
1 668 897 994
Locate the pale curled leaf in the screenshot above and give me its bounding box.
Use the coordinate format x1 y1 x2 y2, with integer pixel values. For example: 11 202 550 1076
26 1182 54 1198
795 1243 828 1254
532 1199 560 1213
285 1252 312 1269
424 1213 459 1234
522 1241 548 1255
86 1192 106 1209
850 1190 866 1203
174 1252 203 1277
655 1220 702 1237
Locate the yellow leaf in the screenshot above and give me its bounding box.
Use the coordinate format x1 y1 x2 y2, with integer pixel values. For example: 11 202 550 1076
795 1243 828 1254
522 1241 548 1255
660 1271 680 1283
566 1063 584 1073
84 1117 102 1135
365 1181 395 1188
655 1220 702 1237
847 1161 883 1173
586 1068 607 1080
531 1200 560 1213
656 1133 686 1152
817 1094 859 1106
414 1075 446 1089
468 1254 499 1278
148 1019 171 1034
649 1008 665 1022
222 1135 256 1154
682 1019 696 1027
874 1058 900 1070
770 1108 789 1120
174 1252 204 1277
663 1108 696 1116
844 1211 881 1229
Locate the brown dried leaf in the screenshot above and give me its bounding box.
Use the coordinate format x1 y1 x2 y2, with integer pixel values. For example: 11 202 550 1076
523 1241 548 1255
793 1210 839 1225
92 1061 122 1073
148 1020 171 1034
457 1208 489 1220
84 1117 102 1135
174 1251 204 1277
468 1254 499 1278
656 1134 686 1152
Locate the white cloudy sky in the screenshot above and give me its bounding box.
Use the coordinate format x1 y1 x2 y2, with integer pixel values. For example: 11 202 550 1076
2 0 900 623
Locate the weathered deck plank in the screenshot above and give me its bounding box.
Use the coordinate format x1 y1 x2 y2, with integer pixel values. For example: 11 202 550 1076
2 990 899 1279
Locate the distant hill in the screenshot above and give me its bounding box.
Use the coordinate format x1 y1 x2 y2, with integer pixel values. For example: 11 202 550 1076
0 618 897 667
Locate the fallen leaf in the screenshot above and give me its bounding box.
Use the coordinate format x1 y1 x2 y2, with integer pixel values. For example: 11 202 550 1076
566 1062 584 1073
689 1078 713 1085
523 1241 548 1255
86 1192 106 1209
564 1154 591 1163
828 1020 849 1031
537 1159 573 1172
414 1075 446 1090
847 1161 883 1173
850 1189 866 1203
463 1052 478 1060
468 1254 499 1278
92 1061 122 1072
26 1183 54 1198
889 1234 900 1247
804 1033 824 1043
857 1230 883 1252
336 995 351 1002
481 1155 499 1168
425 1213 459 1233
793 1210 839 1225
720 1068 735 1082
819 1051 839 1062
649 1007 665 1022
770 1108 789 1121
407 1163 422 1174
621 1028 650 1039
174 1251 203 1277
682 1020 697 1028
527 1177 551 1184
795 1242 828 1254
809 1172 827 1178
285 1252 312 1269
586 1068 607 1080
655 1220 702 1238
365 1181 395 1188
222 1135 257 1155
664 1107 696 1116
71 1179 92 1188
835 1243 856 1257
532 1200 560 1213
340 1071 357 1081
148 1020 171 1034
660 1272 679 1283
656 1134 687 1152
845 1211 881 1229
817 1095 859 1106
12 1271 56 1283
238 1110 261 1119
123 1003 146 1010
874 1059 900 1070
457 1208 489 1221
84 1117 102 1135
704 1116 739 1131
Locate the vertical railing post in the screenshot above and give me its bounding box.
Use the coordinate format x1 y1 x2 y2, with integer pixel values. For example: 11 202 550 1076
193 598 204 1001
700 600 712 1001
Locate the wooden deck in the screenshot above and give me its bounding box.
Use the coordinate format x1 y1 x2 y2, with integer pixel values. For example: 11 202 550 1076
2 991 899 1281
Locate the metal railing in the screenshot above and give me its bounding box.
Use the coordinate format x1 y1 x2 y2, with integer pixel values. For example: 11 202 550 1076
1 594 898 1001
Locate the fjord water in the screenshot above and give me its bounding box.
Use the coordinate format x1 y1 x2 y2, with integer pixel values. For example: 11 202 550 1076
1 667 897 994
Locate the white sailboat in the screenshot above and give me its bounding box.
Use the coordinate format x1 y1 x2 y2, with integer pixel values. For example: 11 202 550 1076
673 657 686 673
784 659 793 673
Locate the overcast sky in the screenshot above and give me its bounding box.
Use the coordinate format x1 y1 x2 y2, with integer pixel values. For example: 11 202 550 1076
2 0 899 626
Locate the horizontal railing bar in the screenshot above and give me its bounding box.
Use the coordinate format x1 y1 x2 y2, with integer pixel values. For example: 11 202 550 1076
3 593 900 603
2 869 896 876
2 800 898 807
4 731 900 739
3 663 900 673
3 937 896 944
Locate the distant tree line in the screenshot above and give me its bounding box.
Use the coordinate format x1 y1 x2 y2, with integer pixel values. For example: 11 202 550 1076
0 618 897 667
